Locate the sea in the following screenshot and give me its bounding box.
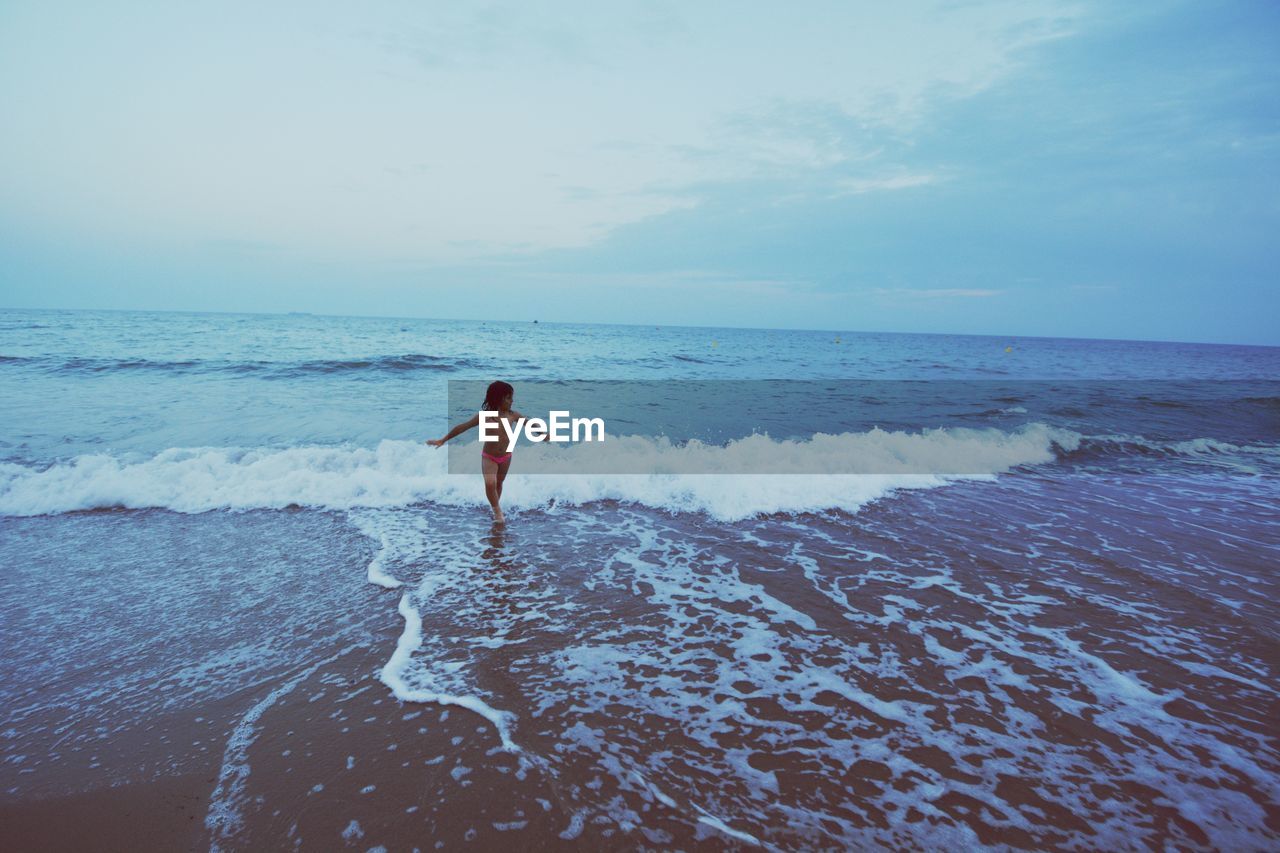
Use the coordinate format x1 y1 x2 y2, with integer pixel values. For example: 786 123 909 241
1 308 1277 850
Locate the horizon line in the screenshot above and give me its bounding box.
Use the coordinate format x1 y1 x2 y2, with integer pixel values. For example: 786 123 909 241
2 304 1276 350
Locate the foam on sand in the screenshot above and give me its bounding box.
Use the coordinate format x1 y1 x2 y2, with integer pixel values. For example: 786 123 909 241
347 498 1280 849
206 645 357 852
380 594 518 751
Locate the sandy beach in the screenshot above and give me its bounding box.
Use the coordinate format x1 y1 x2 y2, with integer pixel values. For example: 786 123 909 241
0 585 599 852
2 311 1278 850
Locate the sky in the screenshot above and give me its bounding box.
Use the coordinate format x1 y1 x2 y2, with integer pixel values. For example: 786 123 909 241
1 1 1277 345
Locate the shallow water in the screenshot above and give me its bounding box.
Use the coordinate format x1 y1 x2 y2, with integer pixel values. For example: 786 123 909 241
1 309 1277 849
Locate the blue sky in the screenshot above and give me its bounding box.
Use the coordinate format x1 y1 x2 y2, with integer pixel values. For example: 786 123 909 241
1 1 1277 344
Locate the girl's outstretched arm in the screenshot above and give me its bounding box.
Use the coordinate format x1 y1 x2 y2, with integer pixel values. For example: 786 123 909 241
427 414 479 447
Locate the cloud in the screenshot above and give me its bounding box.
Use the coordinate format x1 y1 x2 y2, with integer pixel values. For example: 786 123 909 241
0 0 1094 263
368 3 607 71
5 2 1275 343
831 173 938 197
870 288 1005 299
200 238 284 255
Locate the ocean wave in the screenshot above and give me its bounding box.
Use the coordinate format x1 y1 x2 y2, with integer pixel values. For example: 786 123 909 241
2 353 494 378
1238 396 1280 408
961 405 1030 417
3 427 1271 520
1064 434 1280 462
270 355 469 376
63 356 204 373
0 427 1077 520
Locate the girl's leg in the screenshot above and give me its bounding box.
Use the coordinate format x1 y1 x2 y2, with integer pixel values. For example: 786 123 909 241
481 457 503 522
496 457 512 501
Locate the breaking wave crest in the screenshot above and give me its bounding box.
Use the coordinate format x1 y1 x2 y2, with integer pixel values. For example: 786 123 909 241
8 423 1258 521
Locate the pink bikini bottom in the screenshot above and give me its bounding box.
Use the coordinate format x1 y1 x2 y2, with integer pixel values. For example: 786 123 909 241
481 450 512 466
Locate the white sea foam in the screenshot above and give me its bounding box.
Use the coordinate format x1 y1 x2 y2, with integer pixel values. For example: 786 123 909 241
336 484 1280 848
349 517 403 589
0 425 1077 521
380 594 518 751
206 645 355 852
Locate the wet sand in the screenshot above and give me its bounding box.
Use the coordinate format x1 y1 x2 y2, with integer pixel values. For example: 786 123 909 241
3 471 1278 850
0 772 214 852
0 638 605 852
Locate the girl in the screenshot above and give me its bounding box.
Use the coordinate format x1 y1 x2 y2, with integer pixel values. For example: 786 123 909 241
427 380 520 523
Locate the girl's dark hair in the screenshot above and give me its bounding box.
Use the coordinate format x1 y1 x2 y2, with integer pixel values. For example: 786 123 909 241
482 381 514 412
